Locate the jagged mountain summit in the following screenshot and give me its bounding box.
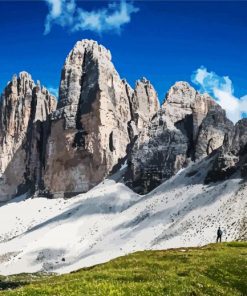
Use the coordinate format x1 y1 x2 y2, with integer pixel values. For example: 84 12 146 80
0 39 246 202
0 40 160 201
125 81 233 193
44 40 159 197
0 72 56 200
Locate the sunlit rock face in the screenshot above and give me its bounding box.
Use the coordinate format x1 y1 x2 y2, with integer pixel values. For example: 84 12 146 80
130 77 160 132
126 82 233 194
43 40 159 197
0 72 56 201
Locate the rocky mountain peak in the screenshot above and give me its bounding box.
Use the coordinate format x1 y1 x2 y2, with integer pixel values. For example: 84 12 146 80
73 39 112 60
42 40 160 197
6 71 34 98
0 72 56 201
19 70 32 79
58 39 112 111
138 77 151 84
126 81 234 194
130 77 160 131
205 117 247 183
0 40 164 200
163 81 196 106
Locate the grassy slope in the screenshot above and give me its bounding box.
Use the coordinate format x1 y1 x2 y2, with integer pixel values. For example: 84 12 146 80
0 242 246 296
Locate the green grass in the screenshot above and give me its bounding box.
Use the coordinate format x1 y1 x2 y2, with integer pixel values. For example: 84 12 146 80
0 242 246 296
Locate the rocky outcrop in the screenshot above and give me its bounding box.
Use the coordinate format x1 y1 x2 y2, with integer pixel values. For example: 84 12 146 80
130 78 159 132
126 82 233 194
42 40 159 197
0 72 56 201
205 118 247 183
162 82 233 159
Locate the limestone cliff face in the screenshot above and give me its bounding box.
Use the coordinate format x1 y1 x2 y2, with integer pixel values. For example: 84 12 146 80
205 118 247 183
0 40 160 200
126 82 233 194
130 78 160 131
0 72 56 201
0 72 34 174
43 40 159 196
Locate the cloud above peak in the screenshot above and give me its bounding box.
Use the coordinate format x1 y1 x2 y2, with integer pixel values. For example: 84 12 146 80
44 0 139 35
191 67 247 124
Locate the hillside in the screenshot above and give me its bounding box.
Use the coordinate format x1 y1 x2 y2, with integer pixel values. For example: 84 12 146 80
0 155 246 275
0 242 246 295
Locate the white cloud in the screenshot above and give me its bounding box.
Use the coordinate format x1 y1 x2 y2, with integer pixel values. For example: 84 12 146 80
46 0 62 18
44 0 139 35
44 0 76 34
191 66 247 124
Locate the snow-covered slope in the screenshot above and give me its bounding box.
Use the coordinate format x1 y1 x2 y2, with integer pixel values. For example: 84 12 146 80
0 157 246 275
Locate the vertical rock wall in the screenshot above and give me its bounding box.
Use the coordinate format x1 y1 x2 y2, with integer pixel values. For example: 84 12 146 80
126 82 233 194
43 40 159 196
0 72 56 201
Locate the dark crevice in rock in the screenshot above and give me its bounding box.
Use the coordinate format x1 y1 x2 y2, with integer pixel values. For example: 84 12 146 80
72 50 89 150
72 131 87 149
175 114 195 161
144 84 150 104
76 49 87 130
125 82 134 120
109 131 114 152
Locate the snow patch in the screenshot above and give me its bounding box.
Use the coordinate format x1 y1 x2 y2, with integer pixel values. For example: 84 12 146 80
0 160 246 275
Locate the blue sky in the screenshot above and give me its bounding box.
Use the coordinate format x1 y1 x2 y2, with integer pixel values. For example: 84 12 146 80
0 1 246 121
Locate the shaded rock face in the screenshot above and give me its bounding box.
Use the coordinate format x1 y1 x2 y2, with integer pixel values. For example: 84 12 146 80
206 118 247 183
126 82 234 194
0 72 57 201
43 40 159 197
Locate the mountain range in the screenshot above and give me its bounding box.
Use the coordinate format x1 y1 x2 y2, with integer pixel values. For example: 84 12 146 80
0 39 246 275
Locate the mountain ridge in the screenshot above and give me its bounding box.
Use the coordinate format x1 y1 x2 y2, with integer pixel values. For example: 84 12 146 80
0 39 241 201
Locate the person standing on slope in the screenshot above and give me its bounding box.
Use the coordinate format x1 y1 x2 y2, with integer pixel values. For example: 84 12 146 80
216 227 223 243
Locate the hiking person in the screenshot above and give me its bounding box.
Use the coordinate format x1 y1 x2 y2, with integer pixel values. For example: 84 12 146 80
216 227 222 243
